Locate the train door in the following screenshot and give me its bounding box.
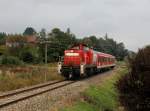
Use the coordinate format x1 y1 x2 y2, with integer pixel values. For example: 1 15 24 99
93 52 97 65
83 46 90 64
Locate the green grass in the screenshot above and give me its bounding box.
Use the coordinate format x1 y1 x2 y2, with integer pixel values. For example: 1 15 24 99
61 101 99 111
83 83 117 110
61 64 127 111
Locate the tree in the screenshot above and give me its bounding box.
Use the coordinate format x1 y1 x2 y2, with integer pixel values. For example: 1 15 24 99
104 33 108 40
44 28 77 62
117 45 150 111
6 35 26 57
39 28 46 40
66 28 70 35
20 45 40 63
23 27 36 36
0 32 6 45
81 34 128 60
6 34 41 63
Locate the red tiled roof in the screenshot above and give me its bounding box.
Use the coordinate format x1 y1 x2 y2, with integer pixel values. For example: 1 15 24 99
26 35 37 43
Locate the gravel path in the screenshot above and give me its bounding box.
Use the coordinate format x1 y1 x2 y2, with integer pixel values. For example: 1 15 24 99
0 69 115 111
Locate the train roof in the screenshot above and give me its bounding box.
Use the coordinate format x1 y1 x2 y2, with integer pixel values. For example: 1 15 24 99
69 43 115 58
70 43 87 48
94 51 115 58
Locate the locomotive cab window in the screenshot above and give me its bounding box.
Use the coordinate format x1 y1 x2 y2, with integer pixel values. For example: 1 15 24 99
71 46 80 50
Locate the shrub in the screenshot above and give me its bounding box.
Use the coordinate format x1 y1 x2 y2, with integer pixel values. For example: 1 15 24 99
116 46 150 111
0 55 23 65
19 45 41 63
0 66 63 91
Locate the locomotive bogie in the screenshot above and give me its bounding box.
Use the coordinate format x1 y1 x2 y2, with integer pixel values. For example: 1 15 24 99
60 66 81 79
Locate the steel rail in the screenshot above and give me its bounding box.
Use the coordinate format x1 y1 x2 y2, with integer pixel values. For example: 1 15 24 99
0 81 76 108
0 69 115 109
0 80 65 99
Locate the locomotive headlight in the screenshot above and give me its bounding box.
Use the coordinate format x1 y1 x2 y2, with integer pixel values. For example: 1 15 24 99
65 53 79 56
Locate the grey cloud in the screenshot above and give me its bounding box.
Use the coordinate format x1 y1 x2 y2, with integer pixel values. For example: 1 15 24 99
0 0 150 51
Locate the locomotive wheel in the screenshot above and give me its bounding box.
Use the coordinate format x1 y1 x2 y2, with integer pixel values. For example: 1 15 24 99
93 67 98 74
66 71 79 80
65 71 74 80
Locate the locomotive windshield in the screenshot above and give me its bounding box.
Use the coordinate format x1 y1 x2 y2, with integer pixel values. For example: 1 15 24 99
71 46 80 50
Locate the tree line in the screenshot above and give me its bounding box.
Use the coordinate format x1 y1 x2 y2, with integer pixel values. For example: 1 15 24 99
0 27 128 64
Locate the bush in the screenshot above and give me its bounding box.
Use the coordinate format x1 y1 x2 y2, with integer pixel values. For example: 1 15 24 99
116 46 150 111
0 55 23 65
19 45 41 64
0 66 63 91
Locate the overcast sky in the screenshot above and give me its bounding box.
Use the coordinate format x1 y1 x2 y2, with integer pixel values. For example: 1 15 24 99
0 0 150 51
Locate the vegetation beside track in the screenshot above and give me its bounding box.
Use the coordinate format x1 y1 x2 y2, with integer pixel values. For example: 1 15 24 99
0 64 63 92
117 46 150 111
61 63 127 111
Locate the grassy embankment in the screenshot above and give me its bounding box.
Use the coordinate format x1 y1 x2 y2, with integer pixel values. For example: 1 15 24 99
61 62 127 111
0 63 63 92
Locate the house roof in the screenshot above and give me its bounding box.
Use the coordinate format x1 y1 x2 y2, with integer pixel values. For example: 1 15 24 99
26 35 37 43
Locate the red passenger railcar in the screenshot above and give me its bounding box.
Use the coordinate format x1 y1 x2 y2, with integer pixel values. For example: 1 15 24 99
58 44 116 79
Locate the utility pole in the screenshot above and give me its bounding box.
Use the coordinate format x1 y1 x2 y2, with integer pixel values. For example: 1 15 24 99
45 43 48 64
39 33 52 82
40 40 51 82
40 41 51 64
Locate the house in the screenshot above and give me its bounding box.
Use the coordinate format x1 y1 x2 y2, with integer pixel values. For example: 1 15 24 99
6 35 38 47
25 35 38 44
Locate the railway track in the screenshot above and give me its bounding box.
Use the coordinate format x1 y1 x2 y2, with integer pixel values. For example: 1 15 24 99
0 80 76 108
0 69 114 109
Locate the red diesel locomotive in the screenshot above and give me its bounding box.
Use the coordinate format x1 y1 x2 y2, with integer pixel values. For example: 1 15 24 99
58 44 116 79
